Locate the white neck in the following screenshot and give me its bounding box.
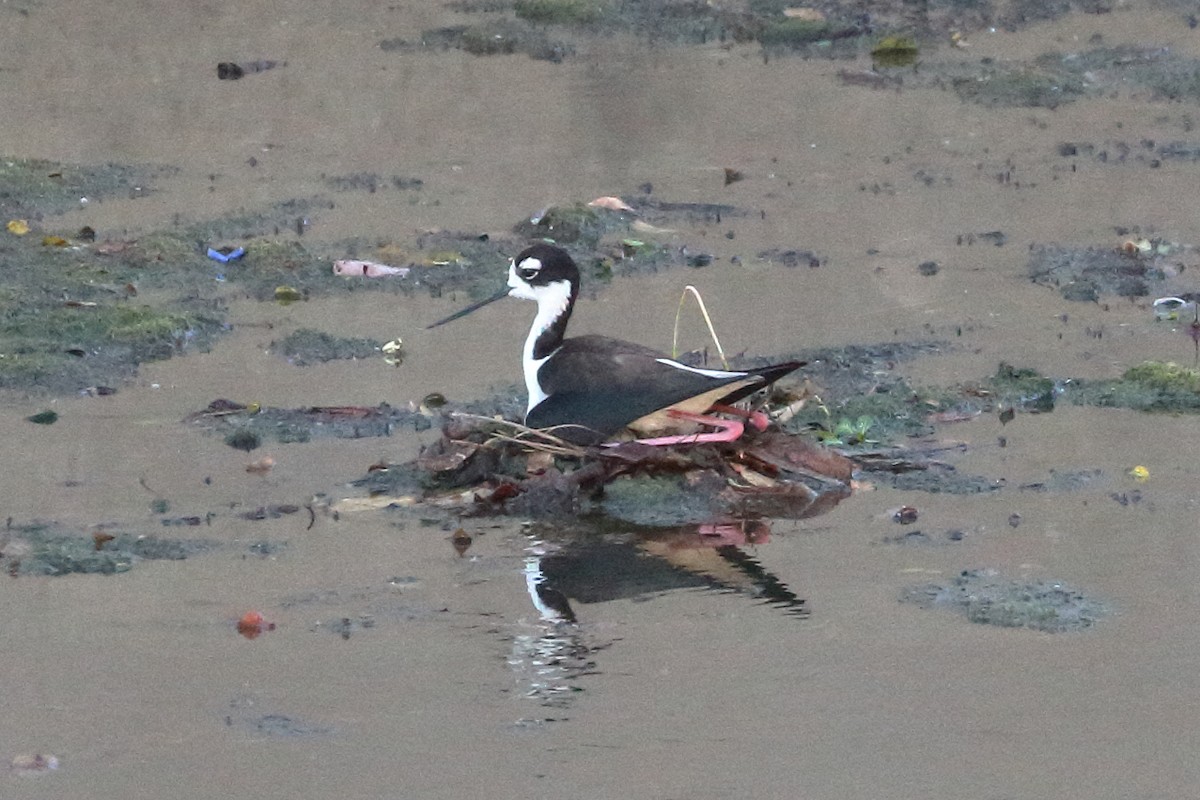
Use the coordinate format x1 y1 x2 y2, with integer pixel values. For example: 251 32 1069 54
521 280 574 414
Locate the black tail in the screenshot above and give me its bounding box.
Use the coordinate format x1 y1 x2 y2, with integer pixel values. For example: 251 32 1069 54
717 360 804 405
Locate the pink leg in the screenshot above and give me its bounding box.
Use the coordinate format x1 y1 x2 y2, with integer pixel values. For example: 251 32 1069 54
609 410 745 447
709 403 770 432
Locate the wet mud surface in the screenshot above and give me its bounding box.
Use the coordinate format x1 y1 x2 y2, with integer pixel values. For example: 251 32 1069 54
4 1 1200 798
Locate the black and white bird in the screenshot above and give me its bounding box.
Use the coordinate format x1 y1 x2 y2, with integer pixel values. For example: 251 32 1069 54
428 243 802 446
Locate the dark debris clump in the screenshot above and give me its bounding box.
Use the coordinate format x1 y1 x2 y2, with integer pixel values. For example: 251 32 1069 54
1028 244 1163 301
352 415 854 526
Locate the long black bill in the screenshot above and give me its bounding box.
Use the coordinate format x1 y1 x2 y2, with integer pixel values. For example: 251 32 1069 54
426 287 510 329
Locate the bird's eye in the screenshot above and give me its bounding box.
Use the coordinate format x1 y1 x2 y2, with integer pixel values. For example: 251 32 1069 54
514 256 542 282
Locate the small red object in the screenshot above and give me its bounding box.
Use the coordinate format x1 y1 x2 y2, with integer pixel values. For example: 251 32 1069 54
237 610 276 639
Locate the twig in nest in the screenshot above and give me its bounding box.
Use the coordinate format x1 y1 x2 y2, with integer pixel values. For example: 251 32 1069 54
673 285 730 369
445 412 589 457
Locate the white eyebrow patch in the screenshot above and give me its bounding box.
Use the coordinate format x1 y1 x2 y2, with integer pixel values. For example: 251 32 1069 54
518 257 543 272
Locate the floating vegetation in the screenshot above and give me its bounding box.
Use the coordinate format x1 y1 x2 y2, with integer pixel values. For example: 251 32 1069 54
758 17 832 46
1 521 215 576
321 172 424 193
1028 243 1165 302
0 301 223 394
390 22 572 62
816 415 877 446
224 428 263 452
967 360 1200 414
871 35 919 68
902 569 1107 632
1071 361 1200 412
0 157 175 218
952 65 1085 109
889 467 1003 495
514 0 605 25
757 248 822 268
190 399 435 447
987 362 1059 413
1122 360 1200 394
269 328 383 366
514 202 613 246
1043 46 1200 104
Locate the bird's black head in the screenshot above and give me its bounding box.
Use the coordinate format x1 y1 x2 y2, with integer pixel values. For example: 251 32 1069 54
425 243 580 330
508 243 581 299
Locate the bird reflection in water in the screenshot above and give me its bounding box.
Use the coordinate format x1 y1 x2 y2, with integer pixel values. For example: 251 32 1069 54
507 519 807 722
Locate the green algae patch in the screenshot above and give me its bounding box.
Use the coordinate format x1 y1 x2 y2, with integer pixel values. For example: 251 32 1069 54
871 35 918 68
1028 243 1164 302
776 342 957 447
952 66 1085 109
394 22 572 62
0 157 175 218
1123 361 1200 394
786 389 933 446
967 361 1200 414
1044 46 1200 104
595 474 724 527
902 569 1107 632
758 17 832 46
514 203 612 246
1128 55 1200 103
0 302 223 393
987 362 1058 413
1071 361 1200 412
514 0 606 25
1 521 216 577
189 399 435 448
270 328 383 366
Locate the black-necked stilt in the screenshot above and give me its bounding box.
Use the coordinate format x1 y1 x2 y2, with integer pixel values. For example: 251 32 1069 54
428 243 803 446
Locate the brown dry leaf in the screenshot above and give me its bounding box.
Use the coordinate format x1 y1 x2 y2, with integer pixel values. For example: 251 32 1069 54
246 456 275 475
630 219 676 236
417 440 479 474
783 7 825 20
450 528 473 557
525 450 555 475
728 463 778 488
926 409 981 424
587 196 635 212
95 239 137 255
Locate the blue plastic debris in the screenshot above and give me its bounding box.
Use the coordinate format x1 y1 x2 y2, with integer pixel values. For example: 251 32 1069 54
207 246 246 263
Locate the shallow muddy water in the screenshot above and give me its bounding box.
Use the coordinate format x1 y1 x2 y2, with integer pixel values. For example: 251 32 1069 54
3 2 1200 798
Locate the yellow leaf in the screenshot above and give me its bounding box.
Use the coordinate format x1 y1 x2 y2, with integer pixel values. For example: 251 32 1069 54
6 219 30 235
274 285 304 304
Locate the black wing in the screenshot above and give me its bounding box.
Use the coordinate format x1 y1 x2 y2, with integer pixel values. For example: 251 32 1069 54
528 335 801 444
